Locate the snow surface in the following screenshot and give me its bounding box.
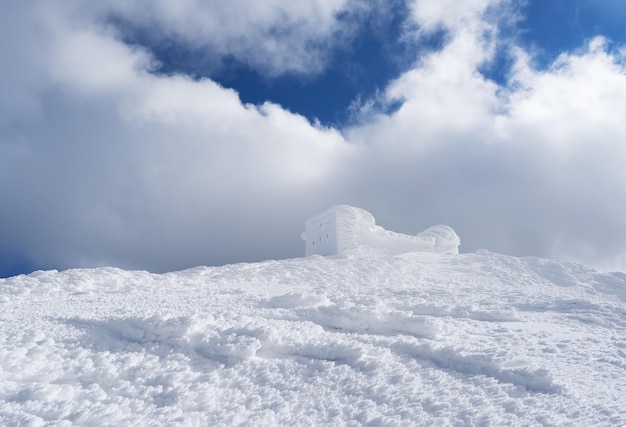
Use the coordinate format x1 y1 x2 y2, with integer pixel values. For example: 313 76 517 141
1 250 625 426
302 205 460 257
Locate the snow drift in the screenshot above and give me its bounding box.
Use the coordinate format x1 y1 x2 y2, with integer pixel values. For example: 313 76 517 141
302 205 460 257
1 250 625 425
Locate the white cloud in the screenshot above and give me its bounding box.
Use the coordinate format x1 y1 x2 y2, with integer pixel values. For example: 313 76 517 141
87 0 368 77
0 3 352 271
347 9 626 271
2 0 626 274
505 37 626 145
409 0 500 34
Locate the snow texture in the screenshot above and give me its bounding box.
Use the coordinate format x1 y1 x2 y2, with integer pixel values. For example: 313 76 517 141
1 250 625 426
302 205 460 257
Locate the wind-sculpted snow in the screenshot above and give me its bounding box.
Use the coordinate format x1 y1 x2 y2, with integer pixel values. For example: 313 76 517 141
302 205 460 257
1 252 625 425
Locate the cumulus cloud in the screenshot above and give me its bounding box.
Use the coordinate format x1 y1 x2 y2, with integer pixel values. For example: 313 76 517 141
1 0 626 275
91 0 372 77
410 0 499 34
347 5 626 271
0 2 351 272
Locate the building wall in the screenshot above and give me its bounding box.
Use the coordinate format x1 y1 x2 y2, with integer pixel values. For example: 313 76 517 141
303 208 337 256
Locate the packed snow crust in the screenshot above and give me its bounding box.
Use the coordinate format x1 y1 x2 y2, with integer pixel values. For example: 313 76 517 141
1 251 625 426
302 205 460 257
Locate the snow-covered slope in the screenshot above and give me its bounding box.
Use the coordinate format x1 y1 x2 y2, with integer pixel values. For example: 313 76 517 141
1 251 625 426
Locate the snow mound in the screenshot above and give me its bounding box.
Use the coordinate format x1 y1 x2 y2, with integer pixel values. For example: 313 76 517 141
302 205 460 257
417 224 461 255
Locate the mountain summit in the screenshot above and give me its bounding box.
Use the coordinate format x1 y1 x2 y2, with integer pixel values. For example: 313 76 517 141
1 227 625 424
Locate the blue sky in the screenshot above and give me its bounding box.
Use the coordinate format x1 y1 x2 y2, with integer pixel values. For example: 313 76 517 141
2 0 626 277
123 0 626 126
521 0 626 63
120 0 433 126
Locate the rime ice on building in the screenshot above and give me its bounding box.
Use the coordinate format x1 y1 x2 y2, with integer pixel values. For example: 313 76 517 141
302 205 460 257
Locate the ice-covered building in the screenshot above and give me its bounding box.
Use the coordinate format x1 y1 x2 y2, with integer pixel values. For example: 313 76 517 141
302 205 460 257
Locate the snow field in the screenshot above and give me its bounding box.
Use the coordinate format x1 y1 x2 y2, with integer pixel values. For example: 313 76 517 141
0 252 625 426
